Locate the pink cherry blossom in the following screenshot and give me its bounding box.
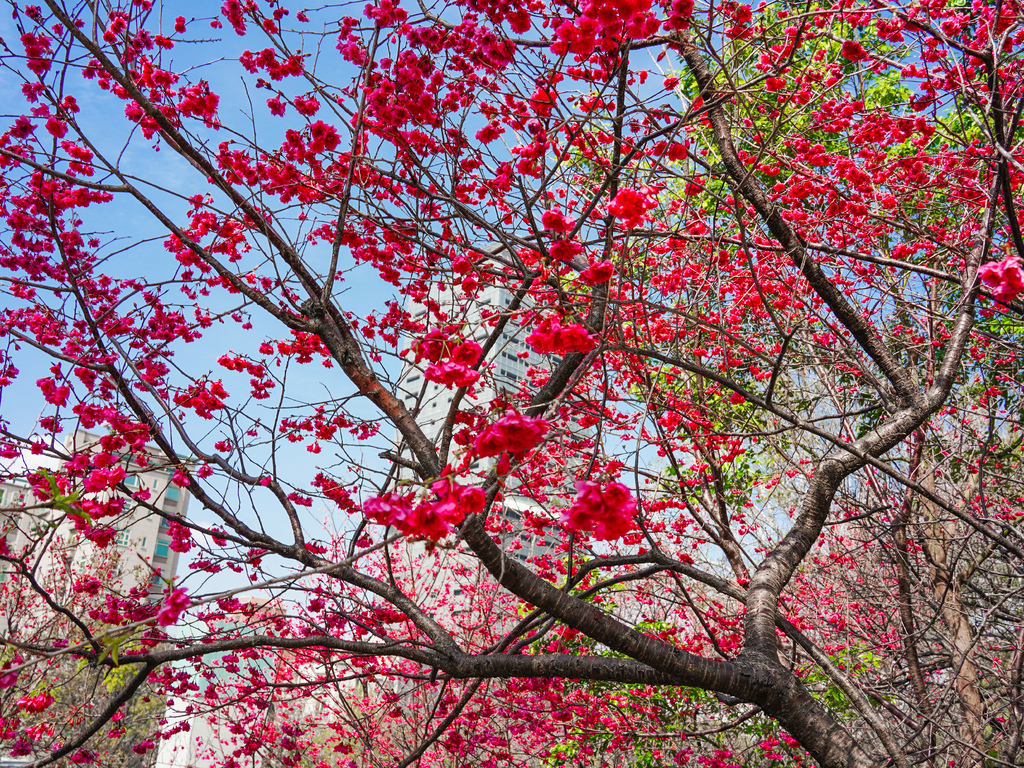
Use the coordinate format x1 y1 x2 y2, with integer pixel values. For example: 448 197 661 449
549 239 584 263
526 315 596 355
607 188 656 229
560 481 637 540
364 481 484 540
17 692 55 712
841 40 869 61
425 360 480 388
474 411 550 458
156 587 191 627
0 659 21 689
83 465 127 494
541 208 575 234
979 254 1024 303
364 492 416 530
579 260 615 285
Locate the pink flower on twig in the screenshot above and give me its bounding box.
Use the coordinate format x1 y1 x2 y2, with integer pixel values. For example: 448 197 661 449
979 255 1024 303
474 412 550 458
156 588 190 627
560 481 637 540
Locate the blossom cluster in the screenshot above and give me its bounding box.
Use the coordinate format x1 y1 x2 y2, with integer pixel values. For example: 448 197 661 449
156 587 191 627
412 329 482 388
579 260 615 286
560 481 637 540
979 254 1024 303
364 478 486 540
474 411 550 459
526 315 596 355
551 0 660 58
607 188 658 229
17 692 54 713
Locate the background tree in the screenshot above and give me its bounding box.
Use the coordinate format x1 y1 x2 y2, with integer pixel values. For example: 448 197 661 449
2 0 1024 767
0 507 165 768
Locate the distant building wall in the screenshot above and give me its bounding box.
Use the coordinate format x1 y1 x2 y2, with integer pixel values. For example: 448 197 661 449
0 431 191 606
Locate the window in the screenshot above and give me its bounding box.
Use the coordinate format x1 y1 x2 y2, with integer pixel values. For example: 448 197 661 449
155 541 170 559
125 475 138 487
165 487 180 501
115 531 131 547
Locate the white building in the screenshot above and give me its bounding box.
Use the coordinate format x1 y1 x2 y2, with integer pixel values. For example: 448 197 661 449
0 430 191 605
398 281 562 540
393 281 566 632
398 281 554 442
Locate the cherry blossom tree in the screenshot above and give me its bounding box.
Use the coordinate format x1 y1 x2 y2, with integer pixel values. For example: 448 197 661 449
2 0 1024 766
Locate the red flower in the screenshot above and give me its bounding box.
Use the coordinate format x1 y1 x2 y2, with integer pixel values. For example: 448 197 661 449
10 116 35 138
550 239 583 263
11 739 33 757
541 208 575 234
0 659 21 689
17 692 54 713
580 260 615 285
476 123 502 143
156 587 191 627
732 4 752 23
37 377 70 407
560 481 637 540
530 86 556 118
73 576 103 595
527 315 596 355
45 117 67 138
450 340 482 364
474 411 550 458
607 188 656 229
508 9 531 33
979 255 1024 303
83 465 127 494
267 97 286 116
429 477 486 521
412 329 445 364
364 482 483 541
364 492 416 529
841 40 868 62
425 360 480 388
293 96 320 116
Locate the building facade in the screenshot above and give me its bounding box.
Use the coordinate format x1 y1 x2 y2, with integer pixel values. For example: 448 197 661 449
0 430 191 604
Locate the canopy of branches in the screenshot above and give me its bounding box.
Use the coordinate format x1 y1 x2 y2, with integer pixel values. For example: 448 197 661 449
1 1 1024 767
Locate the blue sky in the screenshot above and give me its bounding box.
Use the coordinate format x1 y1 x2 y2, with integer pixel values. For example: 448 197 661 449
0 4 414 596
